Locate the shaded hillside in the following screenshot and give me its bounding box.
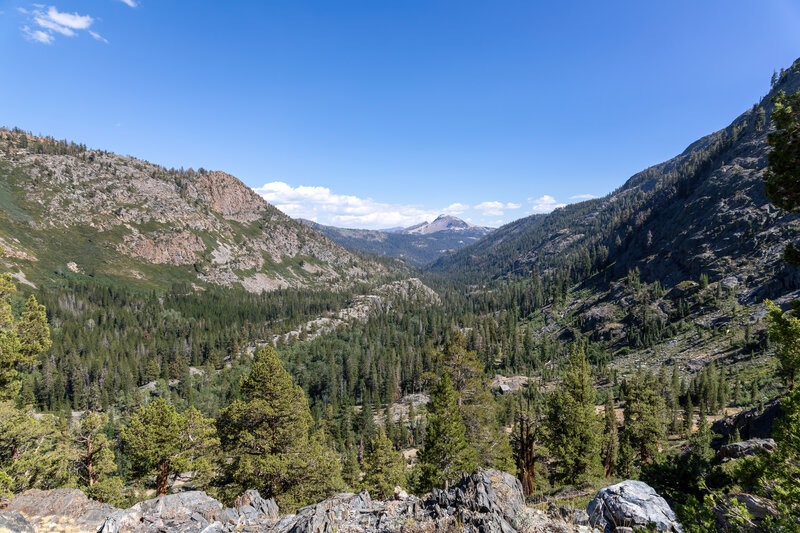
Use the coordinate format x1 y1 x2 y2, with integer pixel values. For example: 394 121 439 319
302 215 491 267
0 130 393 292
431 59 800 304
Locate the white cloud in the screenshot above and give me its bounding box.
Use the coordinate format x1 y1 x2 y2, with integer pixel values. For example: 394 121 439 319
34 13 75 35
529 195 566 213
254 181 445 229
474 201 521 216
119 0 138 6
569 193 597 201
443 202 469 215
22 25 54 43
20 5 100 44
89 30 108 43
45 6 92 29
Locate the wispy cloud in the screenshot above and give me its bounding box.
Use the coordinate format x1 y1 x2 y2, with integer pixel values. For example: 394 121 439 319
254 182 446 229
22 25 54 44
569 193 597 201
19 5 104 44
89 30 108 43
443 203 469 215
529 195 566 213
118 0 138 7
474 201 521 217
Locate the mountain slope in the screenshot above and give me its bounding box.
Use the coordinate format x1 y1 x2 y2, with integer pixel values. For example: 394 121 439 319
301 215 491 267
0 130 390 292
431 59 800 301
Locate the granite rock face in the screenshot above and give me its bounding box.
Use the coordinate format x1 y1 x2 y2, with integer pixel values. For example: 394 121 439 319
0 510 35 533
587 480 683 533
5 488 117 532
715 438 777 462
711 398 784 445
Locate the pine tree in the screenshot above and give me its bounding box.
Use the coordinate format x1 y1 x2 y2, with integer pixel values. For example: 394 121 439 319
415 373 476 491
440 333 513 471
361 428 405 499
689 406 713 462
218 346 343 511
74 412 116 487
601 397 619 478
122 398 218 495
765 300 800 389
512 391 544 497
622 371 665 465
341 446 361 489
1 275 51 400
684 395 694 437
544 347 601 485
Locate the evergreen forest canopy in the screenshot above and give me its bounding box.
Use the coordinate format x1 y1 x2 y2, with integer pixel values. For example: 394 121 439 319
0 61 800 531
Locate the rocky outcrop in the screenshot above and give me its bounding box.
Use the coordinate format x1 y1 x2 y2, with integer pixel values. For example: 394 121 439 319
713 493 780 531
0 511 35 533
121 230 206 265
7 469 598 533
587 481 683 533
278 469 595 533
711 397 783 445
5 488 117 532
715 438 777 462
100 491 223 532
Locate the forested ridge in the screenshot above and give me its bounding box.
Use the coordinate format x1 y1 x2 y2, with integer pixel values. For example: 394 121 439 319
1 60 800 532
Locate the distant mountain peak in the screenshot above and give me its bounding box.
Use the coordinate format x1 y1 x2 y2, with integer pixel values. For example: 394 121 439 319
402 214 486 235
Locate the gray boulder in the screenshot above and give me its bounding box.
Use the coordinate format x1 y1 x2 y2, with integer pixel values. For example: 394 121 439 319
0 510 35 533
713 492 779 531
431 468 526 527
587 480 683 533
6 488 117 532
716 438 777 462
101 491 223 533
234 489 280 521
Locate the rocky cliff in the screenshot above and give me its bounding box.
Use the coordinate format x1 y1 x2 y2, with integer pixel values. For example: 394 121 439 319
0 130 391 292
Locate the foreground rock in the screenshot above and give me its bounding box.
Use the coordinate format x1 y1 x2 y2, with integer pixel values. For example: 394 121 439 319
0 510 35 533
5 488 117 532
715 438 777 462
8 469 596 533
587 480 683 533
276 469 594 533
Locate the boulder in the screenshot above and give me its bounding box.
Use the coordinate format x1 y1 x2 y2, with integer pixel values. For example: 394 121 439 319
234 489 279 521
715 438 777 462
587 480 683 533
6 488 117 532
547 504 590 526
0 510 35 533
431 468 526 526
101 491 223 533
713 493 779 531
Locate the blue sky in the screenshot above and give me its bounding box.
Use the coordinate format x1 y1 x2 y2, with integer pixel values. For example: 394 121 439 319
1 1 799 229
